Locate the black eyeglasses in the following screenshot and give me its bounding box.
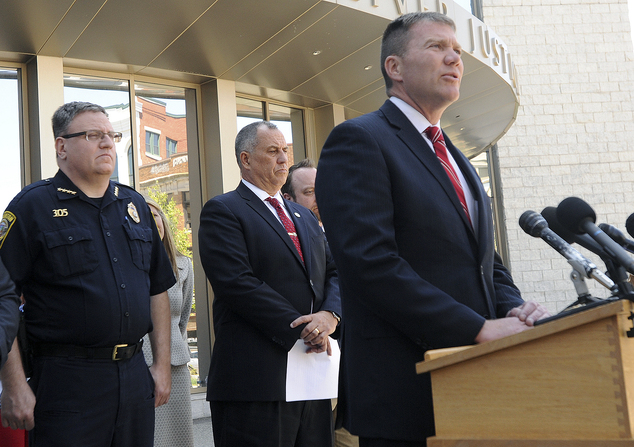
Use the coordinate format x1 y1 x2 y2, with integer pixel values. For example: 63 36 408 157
60 130 123 143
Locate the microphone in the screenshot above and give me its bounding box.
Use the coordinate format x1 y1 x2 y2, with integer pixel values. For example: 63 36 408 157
556 197 634 274
598 223 634 254
519 210 615 289
541 206 609 259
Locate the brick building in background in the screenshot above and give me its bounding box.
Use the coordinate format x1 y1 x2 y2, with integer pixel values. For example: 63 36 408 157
137 97 192 242
484 0 634 310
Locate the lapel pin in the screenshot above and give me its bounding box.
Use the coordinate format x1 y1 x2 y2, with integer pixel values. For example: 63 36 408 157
294 212 301 218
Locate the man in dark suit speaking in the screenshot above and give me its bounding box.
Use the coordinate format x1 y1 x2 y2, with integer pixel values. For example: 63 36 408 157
198 121 341 447
315 12 549 447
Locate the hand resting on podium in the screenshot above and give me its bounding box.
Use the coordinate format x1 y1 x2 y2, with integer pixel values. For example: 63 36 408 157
475 301 550 343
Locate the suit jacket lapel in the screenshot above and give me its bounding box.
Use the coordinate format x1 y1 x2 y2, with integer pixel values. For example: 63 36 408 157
237 182 307 270
381 101 475 236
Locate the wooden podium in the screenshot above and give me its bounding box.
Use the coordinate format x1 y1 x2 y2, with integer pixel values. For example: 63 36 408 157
416 299 634 446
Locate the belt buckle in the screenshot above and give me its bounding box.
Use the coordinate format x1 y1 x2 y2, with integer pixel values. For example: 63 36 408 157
112 344 128 361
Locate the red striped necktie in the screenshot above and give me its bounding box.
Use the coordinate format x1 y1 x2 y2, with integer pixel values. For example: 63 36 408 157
265 197 305 264
424 126 472 226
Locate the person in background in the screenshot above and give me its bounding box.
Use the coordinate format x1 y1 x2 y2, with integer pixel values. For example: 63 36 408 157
198 121 341 447
0 101 174 446
315 12 549 446
282 158 321 225
143 199 194 447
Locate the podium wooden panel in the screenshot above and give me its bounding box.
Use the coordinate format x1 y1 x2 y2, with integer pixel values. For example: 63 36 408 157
416 300 634 446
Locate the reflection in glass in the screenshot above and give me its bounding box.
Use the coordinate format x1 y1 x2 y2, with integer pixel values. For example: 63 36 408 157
0 68 21 212
134 81 199 388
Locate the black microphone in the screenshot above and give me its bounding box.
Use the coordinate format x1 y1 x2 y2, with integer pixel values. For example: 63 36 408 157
556 197 634 274
626 213 634 239
519 210 615 289
598 223 634 254
541 206 609 259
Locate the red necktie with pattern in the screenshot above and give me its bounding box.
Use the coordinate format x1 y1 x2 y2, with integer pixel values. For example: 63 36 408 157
265 197 305 264
424 126 472 226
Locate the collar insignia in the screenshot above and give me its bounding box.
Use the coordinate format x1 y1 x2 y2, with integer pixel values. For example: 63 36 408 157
57 187 77 195
114 186 119 197
127 202 140 223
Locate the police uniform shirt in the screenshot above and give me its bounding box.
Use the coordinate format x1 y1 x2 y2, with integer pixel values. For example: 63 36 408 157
0 170 176 348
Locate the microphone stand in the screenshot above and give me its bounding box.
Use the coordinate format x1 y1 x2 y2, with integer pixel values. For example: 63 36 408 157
563 262 604 311
535 259 618 326
604 258 634 301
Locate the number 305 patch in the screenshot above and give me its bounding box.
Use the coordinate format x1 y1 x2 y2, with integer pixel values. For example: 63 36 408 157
52 209 69 217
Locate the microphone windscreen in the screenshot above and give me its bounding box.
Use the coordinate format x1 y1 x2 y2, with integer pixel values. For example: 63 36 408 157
556 197 596 235
626 213 634 239
519 210 547 238
541 206 575 243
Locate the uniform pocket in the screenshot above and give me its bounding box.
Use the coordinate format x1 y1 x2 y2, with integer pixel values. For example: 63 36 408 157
43 227 98 277
123 224 153 272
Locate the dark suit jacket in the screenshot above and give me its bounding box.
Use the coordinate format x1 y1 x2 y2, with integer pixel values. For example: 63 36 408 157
198 181 341 402
315 100 523 441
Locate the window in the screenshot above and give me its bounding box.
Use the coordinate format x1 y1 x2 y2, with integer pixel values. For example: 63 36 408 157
127 147 134 186
134 81 200 388
64 74 203 390
145 131 160 157
0 68 22 212
166 138 178 157
236 97 306 165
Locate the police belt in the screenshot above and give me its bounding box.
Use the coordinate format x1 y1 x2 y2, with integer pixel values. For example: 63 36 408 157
32 340 143 361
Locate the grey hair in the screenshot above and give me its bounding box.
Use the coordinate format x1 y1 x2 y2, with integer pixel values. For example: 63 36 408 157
234 120 278 166
281 158 316 199
52 101 108 138
380 12 457 94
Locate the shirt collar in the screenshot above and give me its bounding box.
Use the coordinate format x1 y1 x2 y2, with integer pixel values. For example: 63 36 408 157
241 179 285 204
389 96 440 133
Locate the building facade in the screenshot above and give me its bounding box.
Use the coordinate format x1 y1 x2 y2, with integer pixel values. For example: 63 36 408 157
1 0 633 418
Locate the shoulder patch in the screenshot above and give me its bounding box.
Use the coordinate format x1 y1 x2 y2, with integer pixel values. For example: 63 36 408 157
0 211 16 249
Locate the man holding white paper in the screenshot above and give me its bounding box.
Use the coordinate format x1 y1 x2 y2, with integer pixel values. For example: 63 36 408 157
198 121 341 447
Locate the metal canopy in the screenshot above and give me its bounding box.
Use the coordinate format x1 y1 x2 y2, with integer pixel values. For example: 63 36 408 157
0 0 518 156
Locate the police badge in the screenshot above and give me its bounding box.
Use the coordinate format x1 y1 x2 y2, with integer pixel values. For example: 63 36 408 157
127 202 140 223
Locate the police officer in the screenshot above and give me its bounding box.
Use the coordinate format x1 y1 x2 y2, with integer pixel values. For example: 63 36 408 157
0 102 175 446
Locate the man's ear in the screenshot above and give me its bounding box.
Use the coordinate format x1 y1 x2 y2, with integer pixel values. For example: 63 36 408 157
384 55 403 82
240 151 250 169
55 137 67 160
283 193 293 202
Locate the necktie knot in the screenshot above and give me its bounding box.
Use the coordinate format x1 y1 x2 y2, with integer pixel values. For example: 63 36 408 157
424 126 442 144
266 197 282 210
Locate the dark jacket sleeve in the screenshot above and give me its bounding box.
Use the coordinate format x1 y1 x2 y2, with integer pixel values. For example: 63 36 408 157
0 258 20 369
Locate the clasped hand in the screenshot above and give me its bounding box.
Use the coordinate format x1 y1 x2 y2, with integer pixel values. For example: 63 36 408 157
290 310 338 355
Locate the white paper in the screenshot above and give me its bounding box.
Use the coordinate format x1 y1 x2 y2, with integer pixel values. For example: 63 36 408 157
285 336 340 402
